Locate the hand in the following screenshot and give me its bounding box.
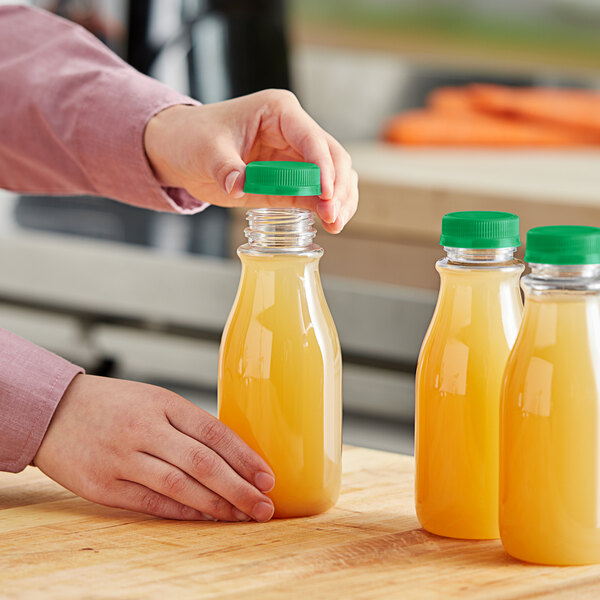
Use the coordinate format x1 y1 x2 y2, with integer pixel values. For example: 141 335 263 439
144 89 359 233
34 374 276 522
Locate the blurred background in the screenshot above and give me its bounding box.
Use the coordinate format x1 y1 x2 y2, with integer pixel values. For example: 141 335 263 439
1 0 600 453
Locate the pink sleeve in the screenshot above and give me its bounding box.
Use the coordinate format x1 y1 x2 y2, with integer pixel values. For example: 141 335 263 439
0 5 207 214
0 329 83 473
0 6 212 473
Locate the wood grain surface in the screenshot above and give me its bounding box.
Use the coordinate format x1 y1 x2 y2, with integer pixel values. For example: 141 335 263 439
2 446 600 599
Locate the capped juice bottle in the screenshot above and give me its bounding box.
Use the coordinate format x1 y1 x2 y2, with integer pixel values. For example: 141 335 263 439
415 211 523 539
500 226 600 565
218 161 342 518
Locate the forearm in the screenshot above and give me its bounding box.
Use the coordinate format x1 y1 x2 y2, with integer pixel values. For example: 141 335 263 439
0 5 205 214
0 328 83 473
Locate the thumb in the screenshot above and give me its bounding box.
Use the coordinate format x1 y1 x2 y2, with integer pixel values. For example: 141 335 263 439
207 146 246 199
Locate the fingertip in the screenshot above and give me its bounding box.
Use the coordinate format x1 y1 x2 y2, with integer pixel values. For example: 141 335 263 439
321 223 338 235
322 213 346 234
254 471 275 493
252 501 275 523
332 200 340 222
317 199 339 224
231 169 246 198
320 177 334 200
224 170 241 196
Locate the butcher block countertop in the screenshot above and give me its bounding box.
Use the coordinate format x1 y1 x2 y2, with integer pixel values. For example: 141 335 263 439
2 446 600 599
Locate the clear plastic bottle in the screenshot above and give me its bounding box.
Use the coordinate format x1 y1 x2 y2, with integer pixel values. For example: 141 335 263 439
500 225 600 565
218 162 342 518
415 211 523 539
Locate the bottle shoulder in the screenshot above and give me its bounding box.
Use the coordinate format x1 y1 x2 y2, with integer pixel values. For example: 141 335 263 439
507 294 600 358
436 257 524 275
418 275 523 362
238 244 323 259
429 267 523 323
223 264 338 342
522 277 600 296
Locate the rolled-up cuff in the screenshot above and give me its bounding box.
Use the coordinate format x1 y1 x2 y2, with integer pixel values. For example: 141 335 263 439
163 186 210 215
0 329 84 473
129 93 209 215
77 76 209 213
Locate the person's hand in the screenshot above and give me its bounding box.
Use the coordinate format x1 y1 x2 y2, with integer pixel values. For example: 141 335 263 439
34 374 276 522
144 90 359 234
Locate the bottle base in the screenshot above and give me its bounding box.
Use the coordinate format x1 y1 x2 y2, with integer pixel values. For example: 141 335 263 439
418 514 499 540
505 552 600 566
272 498 338 519
502 544 600 566
417 507 499 540
421 525 500 541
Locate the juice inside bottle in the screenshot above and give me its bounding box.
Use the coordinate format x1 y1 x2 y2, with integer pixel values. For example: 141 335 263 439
219 247 342 517
500 226 600 565
415 211 523 539
218 161 341 518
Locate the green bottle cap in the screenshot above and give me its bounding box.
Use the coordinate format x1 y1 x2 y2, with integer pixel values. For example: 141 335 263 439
243 161 321 196
440 211 520 249
525 225 600 264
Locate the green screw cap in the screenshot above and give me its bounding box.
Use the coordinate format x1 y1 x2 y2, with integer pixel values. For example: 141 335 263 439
244 161 321 196
440 211 520 249
525 226 600 264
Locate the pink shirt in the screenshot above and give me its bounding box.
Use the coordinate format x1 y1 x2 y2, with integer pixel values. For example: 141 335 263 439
0 5 206 472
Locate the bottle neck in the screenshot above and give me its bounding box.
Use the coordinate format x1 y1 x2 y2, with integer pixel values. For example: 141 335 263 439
443 247 517 265
523 263 600 294
242 208 321 254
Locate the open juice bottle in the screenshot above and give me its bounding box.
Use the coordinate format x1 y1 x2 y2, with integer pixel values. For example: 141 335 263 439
218 161 342 518
415 211 523 539
500 225 600 565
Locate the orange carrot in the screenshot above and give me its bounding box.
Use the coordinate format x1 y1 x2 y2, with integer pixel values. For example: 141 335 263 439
427 87 475 114
469 84 600 135
382 109 597 147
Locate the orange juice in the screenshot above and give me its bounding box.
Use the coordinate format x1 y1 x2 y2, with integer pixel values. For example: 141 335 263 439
415 211 523 539
218 208 342 518
500 225 600 565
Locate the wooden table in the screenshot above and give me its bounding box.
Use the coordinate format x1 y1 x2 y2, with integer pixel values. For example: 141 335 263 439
2 446 599 599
